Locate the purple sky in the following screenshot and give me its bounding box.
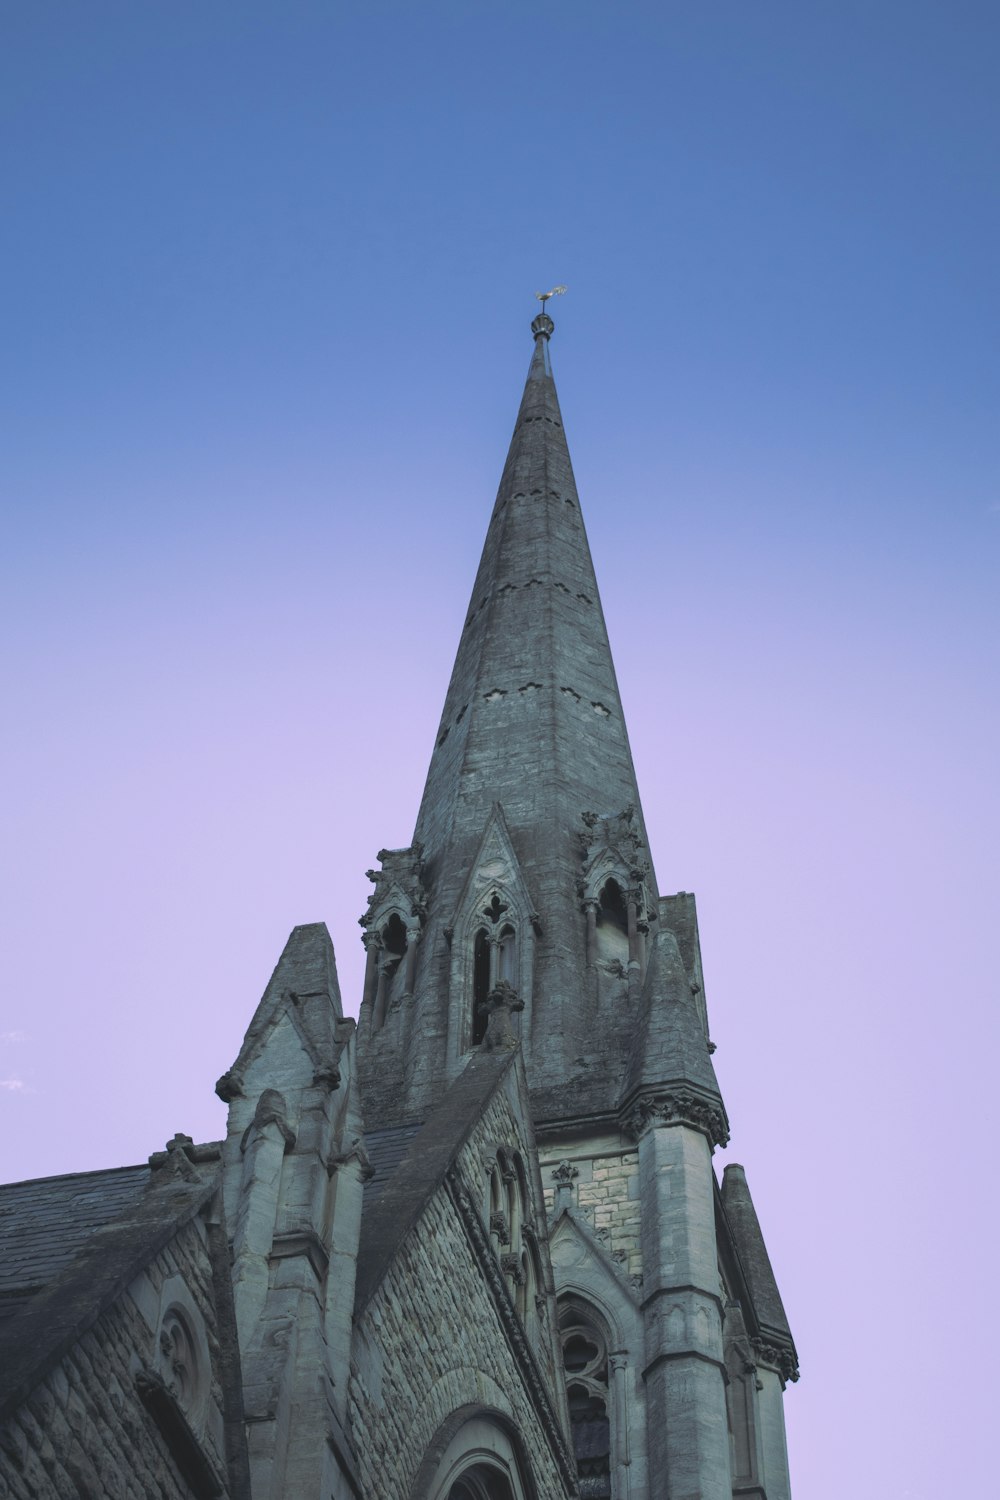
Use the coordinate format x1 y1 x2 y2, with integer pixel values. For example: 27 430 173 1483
1 5 997 1495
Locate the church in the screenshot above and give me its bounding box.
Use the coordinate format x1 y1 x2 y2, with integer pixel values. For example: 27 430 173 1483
0 311 798 1500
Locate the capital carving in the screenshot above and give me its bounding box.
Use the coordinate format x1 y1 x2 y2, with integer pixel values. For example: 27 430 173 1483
550 1159 579 1186
620 1088 730 1148
490 1210 511 1244
751 1336 799 1384
501 1252 526 1285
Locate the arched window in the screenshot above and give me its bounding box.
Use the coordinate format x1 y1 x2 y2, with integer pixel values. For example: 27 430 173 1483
448 1470 516 1500
559 1299 612 1499
595 877 629 967
372 912 409 1029
472 928 491 1044
383 913 407 964
421 1412 533 1500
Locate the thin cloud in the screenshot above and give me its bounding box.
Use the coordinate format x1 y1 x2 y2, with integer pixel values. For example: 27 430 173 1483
0 1079 31 1093
0 1031 28 1043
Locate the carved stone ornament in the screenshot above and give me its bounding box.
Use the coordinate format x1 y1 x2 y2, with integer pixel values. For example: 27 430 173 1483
359 843 428 932
312 1062 341 1092
751 1336 799 1384
550 1159 579 1187
327 1138 375 1181
501 1252 526 1285
214 1068 244 1102
620 1088 730 1148
490 1210 511 1244
482 980 524 1051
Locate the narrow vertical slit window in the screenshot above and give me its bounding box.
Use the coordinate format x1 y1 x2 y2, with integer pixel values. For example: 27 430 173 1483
472 928 491 1044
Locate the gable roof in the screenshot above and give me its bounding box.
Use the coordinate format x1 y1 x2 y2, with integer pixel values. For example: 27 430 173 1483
354 1047 517 1312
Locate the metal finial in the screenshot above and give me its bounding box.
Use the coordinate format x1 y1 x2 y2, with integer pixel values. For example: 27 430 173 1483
532 286 565 341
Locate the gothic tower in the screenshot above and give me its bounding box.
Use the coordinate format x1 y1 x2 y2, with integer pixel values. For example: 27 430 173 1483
357 313 798 1499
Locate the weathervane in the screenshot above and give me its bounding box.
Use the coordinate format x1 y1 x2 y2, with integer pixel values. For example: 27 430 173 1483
535 284 567 308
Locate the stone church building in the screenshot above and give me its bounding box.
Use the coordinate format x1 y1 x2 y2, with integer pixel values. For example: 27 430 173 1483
0 314 798 1500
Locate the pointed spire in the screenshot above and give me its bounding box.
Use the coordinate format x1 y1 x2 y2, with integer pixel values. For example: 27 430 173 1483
366 316 658 1114
413 316 652 890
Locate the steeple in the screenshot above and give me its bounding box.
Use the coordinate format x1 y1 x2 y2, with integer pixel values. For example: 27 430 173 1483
359 315 674 1126
412 313 650 885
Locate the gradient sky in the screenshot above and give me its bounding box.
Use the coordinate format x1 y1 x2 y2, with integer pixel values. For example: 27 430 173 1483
1 5 997 1496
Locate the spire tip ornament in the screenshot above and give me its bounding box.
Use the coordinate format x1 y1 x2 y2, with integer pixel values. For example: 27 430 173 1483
532 284 566 340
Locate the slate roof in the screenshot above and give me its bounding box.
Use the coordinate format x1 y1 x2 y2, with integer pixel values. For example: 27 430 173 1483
0 1163 150 1325
0 1158 217 1419
355 1049 516 1312
364 1123 424 1206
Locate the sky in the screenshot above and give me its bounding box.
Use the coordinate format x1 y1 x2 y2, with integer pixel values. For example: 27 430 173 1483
1 3 998 1495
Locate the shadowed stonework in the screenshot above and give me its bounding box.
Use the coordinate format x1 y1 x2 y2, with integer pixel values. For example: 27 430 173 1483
0 318 797 1500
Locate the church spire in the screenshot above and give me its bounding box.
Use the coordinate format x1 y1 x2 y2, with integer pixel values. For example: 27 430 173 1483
413 313 652 891
360 314 667 1124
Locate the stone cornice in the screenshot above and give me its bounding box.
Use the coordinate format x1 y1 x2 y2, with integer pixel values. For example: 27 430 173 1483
446 1171 578 1496
620 1087 729 1148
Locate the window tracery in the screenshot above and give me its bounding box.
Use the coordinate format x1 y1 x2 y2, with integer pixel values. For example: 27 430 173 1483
559 1299 612 1499
470 895 519 1047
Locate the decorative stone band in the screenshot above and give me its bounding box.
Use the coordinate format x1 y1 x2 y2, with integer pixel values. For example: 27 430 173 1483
751 1336 799 1385
447 1171 578 1496
619 1088 730 1148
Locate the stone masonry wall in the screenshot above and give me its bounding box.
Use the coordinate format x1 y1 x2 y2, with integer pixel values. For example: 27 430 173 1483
539 1139 643 1281
351 1088 571 1499
0 1216 230 1500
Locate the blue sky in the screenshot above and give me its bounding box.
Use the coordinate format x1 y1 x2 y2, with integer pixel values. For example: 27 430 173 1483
2 6 998 1497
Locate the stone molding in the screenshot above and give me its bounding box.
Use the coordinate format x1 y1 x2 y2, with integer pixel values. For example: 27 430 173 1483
239 1089 296 1154
446 1171 577 1496
268 1228 330 1281
327 1139 375 1181
620 1088 730 1148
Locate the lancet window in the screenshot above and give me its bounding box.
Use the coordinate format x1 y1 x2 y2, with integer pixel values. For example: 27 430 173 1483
472 929 492 1045
469 893 519 1048
558 1298 612 1499
364 905 422 1030
596 879 629 964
